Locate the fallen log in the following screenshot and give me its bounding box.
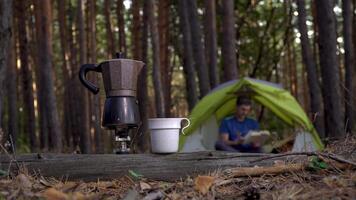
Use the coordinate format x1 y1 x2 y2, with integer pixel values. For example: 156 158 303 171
0 152 307 182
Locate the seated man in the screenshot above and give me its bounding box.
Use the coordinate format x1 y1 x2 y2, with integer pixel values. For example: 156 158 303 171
215 96 261 153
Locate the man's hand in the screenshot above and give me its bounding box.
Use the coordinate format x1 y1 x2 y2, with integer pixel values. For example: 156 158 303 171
234 132 245 145
234 137 245 145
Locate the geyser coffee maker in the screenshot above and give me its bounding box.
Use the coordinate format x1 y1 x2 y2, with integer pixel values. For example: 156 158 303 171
79 54 144 153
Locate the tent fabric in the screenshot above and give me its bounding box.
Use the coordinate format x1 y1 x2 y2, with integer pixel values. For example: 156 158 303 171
179 77 324 150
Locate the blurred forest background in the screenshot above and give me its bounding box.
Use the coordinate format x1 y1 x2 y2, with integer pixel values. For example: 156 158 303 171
0 0 355 153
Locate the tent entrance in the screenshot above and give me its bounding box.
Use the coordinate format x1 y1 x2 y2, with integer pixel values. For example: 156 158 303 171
180 114 318 152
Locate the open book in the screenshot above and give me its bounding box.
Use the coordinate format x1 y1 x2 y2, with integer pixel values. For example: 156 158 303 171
243 130 270 145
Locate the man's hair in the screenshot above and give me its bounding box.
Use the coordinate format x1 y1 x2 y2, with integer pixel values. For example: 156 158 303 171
236 96 252 106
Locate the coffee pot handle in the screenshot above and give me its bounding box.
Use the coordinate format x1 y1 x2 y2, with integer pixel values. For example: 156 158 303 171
79 64 101 94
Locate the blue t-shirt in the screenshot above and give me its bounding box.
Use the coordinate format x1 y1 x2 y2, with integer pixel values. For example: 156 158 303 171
219 116 259 141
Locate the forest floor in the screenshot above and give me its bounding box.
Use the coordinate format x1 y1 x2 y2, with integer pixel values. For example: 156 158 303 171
0 136 355 200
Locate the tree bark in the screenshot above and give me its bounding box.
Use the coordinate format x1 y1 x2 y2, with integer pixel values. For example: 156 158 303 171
87 0 103 153
16 0 38 151
67 1 81 150
311 2 319 70
0 152 299 182
315 0 344 138
104 0 116 58
342 0 355 132
31 0 47 151
0 0 12 139
6 24 17 151
158 0 172 117
296 0 325 137
204 0 219 88
186 0 210 97
353 0 356 130
286 36 294 97
116 0 127 54
147 0 166 117
221 0 238 81
135 0 149 152
35 0 62 152
132 0 142 60
291 41 299 100
57 0 74 149
77 0 91 153
250 7 276 77
178 0 199 111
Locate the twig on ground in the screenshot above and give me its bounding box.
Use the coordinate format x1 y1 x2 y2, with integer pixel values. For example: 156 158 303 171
214 178 243 187
224 163 306 178
349 147 356 156
319 152 356 166
250 152 356 167
9 134 16 154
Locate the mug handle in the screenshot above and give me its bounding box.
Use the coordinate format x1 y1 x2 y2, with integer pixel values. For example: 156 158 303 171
181 118 191 135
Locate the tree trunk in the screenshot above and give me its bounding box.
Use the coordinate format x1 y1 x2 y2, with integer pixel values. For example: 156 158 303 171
57 0 74 149
35 0 62 152
6 3 17 149
311 2 319 70
221 0 238 81
65 1 79 150
284 2 297 98
0 0 12 140
134 0 149 152
31 0 47 151
302 65 309 112
186 0 210 97
6 25 17 151
116 0 127 54
16 0 38 151
87 0 103 153
104 0 116 58
342 0 355 133
291 42 299 100
315 0 344 138
353 0 356 130
204 0 219 88
286 39 294 96
77 0 91 153
178 0 199 111
132 0 142 60
158 0 172 117
147 0 165 117
250 7 276 77
296 0 325 137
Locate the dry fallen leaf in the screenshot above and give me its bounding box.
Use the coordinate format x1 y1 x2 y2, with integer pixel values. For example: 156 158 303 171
168 192 182 200
350 173 356 185
323 176 348 188
40 178 52 187
273 160 286 166
139 181 152 191
71 192 86 200
96 181 114 189
16 174 32 189
61 182 79 193
42 188 68 200
194 176 215 195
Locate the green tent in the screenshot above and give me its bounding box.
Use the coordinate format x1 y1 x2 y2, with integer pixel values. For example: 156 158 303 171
179 77 324 152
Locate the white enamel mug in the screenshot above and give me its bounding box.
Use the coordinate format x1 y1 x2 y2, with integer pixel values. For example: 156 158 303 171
148 118 190 153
